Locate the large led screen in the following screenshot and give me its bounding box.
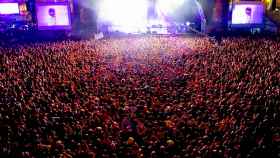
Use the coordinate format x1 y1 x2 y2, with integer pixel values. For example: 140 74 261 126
0 3 19 15
232 3 264 25
36 4 71 30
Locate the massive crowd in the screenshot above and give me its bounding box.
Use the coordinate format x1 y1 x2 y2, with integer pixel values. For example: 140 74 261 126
0 36 279 157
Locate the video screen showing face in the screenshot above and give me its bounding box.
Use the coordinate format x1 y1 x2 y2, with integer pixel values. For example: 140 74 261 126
232 4 264 25
36 4 71 30
0 3 19 15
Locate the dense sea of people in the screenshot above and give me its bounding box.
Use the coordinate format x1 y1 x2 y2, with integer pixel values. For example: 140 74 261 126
0 36 279 157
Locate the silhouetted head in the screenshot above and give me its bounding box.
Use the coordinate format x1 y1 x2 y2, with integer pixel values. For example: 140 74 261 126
48 8 56 17
245 7 252 16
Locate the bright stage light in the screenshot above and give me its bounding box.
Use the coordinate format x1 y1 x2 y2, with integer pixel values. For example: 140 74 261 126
97 0 204 33
156 0 185 15
98 0 148 33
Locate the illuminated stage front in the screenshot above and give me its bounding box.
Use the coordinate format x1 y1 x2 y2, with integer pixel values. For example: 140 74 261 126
97 0 206 34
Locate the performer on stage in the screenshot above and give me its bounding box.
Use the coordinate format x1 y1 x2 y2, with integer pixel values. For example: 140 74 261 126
47 8 57 26
245 7 252 24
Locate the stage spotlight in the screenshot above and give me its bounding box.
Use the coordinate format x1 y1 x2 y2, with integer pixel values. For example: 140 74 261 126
98 0 148 33
156 0 185 15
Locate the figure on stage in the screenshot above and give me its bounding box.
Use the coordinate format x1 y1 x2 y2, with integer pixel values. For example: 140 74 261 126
47 8 57 26
245 7 252 24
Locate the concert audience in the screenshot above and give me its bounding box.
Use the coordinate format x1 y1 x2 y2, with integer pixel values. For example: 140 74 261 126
0 36 279 158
